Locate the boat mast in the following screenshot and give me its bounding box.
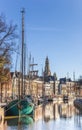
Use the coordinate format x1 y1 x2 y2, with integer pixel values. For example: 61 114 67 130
21 8 25 97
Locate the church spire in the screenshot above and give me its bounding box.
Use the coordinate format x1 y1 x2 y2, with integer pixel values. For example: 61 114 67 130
44 56 51 77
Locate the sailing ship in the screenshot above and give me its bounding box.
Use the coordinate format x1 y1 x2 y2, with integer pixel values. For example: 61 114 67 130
5 9 34 116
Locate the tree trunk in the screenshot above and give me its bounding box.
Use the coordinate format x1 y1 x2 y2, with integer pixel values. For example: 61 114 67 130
0 83 2 103
0 83 1 102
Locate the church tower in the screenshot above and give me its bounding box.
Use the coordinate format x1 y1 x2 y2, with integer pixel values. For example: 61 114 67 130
44 56 51 77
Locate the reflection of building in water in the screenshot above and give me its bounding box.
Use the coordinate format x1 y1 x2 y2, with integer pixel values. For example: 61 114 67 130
58 102 75 118
53 103 60 119
34 101 76 122
0 108 7 130
34 105 43 121
0 108 4 130
44 101 75 121
44 103 55 122
0 121 7 130
74 111 82 128
44 102 75 121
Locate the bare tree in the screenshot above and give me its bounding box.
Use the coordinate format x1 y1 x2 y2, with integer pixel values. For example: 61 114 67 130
0 15 17 54
0 14 17 102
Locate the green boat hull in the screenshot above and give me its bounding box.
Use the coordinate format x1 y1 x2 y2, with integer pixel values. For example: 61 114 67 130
6 116 34 126
5 99 34 116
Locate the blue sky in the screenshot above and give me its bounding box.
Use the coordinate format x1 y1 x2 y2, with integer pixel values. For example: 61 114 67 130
0 0 82 79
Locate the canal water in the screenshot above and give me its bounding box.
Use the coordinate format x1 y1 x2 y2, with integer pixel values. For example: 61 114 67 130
1 100 82 130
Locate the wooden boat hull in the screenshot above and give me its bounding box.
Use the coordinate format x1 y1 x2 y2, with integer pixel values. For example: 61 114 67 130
5 99 34 116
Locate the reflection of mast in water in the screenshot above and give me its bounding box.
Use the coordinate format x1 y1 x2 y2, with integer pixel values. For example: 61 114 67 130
57 102 75 118
34 105 43 121
18 120 22 130
53 103 60 119
74 110 82 128
44 103 54 122
34 102 76 122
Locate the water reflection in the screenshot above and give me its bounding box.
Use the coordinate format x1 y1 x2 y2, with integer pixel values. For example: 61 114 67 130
34 101 77 122
74 111 82 128
1 101 82 130
7 116 34 126
0 121 7 130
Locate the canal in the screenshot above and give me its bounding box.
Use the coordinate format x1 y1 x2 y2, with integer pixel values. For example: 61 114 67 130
1 100 82 130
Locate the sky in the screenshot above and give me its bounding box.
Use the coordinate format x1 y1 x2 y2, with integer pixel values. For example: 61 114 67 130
0 0 82 80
